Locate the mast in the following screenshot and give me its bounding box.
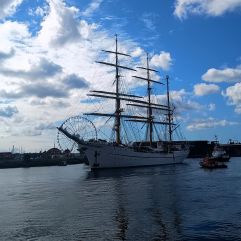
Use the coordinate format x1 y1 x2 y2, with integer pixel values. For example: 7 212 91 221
166 75 172 142
131 53 169 146
146 53 153 145
85 35 136 145
115 35 121 144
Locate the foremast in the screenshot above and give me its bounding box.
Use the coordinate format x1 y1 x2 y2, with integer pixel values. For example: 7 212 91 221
85 35 137 145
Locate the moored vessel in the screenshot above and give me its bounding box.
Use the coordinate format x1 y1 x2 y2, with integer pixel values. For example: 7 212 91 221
58 35 189 169
212 143 230 162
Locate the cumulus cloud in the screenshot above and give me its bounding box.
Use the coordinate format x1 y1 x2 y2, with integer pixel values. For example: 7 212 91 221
0 21 30 53
155 89 204 113
174 0 241 19
223 82 241 114
0 0 23 19
0 49 15 62
131 47 144 58
155 89 186 104
187 118 238 131
194 83 220 96
1 82 68 99
37 0 80 46
29 98 70 108
150 51 172 70
0 105 18 118
29 6 48 17
0 58 62 80
37 0 97 47
1 73 89 100
22 83 68 98
202 66 241 83
63 74 89 89
82 0 103 17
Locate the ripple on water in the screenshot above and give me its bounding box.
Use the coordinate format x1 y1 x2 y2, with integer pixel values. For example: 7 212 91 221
0 160 241 240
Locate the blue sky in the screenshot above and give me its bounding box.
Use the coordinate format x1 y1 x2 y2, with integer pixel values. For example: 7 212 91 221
0 0 241 151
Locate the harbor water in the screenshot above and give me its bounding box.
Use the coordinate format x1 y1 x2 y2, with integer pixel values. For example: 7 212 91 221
0 158 241 240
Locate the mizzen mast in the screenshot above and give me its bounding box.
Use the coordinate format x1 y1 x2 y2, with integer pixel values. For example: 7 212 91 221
166 75 173 142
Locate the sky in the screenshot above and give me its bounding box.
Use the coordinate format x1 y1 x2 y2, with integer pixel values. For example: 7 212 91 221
0 0 241 152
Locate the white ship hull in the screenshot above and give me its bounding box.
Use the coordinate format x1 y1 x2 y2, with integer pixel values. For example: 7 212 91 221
80 142 189 169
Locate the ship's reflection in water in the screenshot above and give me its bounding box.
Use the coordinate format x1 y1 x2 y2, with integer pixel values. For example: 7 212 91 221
87 165 185 240
114 184 128 240
1 160 241 240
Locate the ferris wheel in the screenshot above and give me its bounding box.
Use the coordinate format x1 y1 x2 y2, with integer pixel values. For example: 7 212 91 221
57 116 97 152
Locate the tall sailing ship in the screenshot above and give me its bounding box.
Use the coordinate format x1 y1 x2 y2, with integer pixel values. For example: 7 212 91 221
58 35 189 169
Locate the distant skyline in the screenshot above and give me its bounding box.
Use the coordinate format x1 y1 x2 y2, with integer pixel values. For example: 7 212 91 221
1 0 241 151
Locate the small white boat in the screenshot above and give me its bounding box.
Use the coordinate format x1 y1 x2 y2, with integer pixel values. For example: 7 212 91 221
212 141 230 162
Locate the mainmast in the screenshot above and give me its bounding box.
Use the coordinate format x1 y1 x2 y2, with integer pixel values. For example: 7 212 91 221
130 53 173 146
146 53 153 145
133 53 159 145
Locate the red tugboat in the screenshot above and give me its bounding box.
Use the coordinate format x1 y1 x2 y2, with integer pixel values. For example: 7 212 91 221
200 156 227 169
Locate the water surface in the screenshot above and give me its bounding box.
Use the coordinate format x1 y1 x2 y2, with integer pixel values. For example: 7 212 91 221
0 158 241 240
